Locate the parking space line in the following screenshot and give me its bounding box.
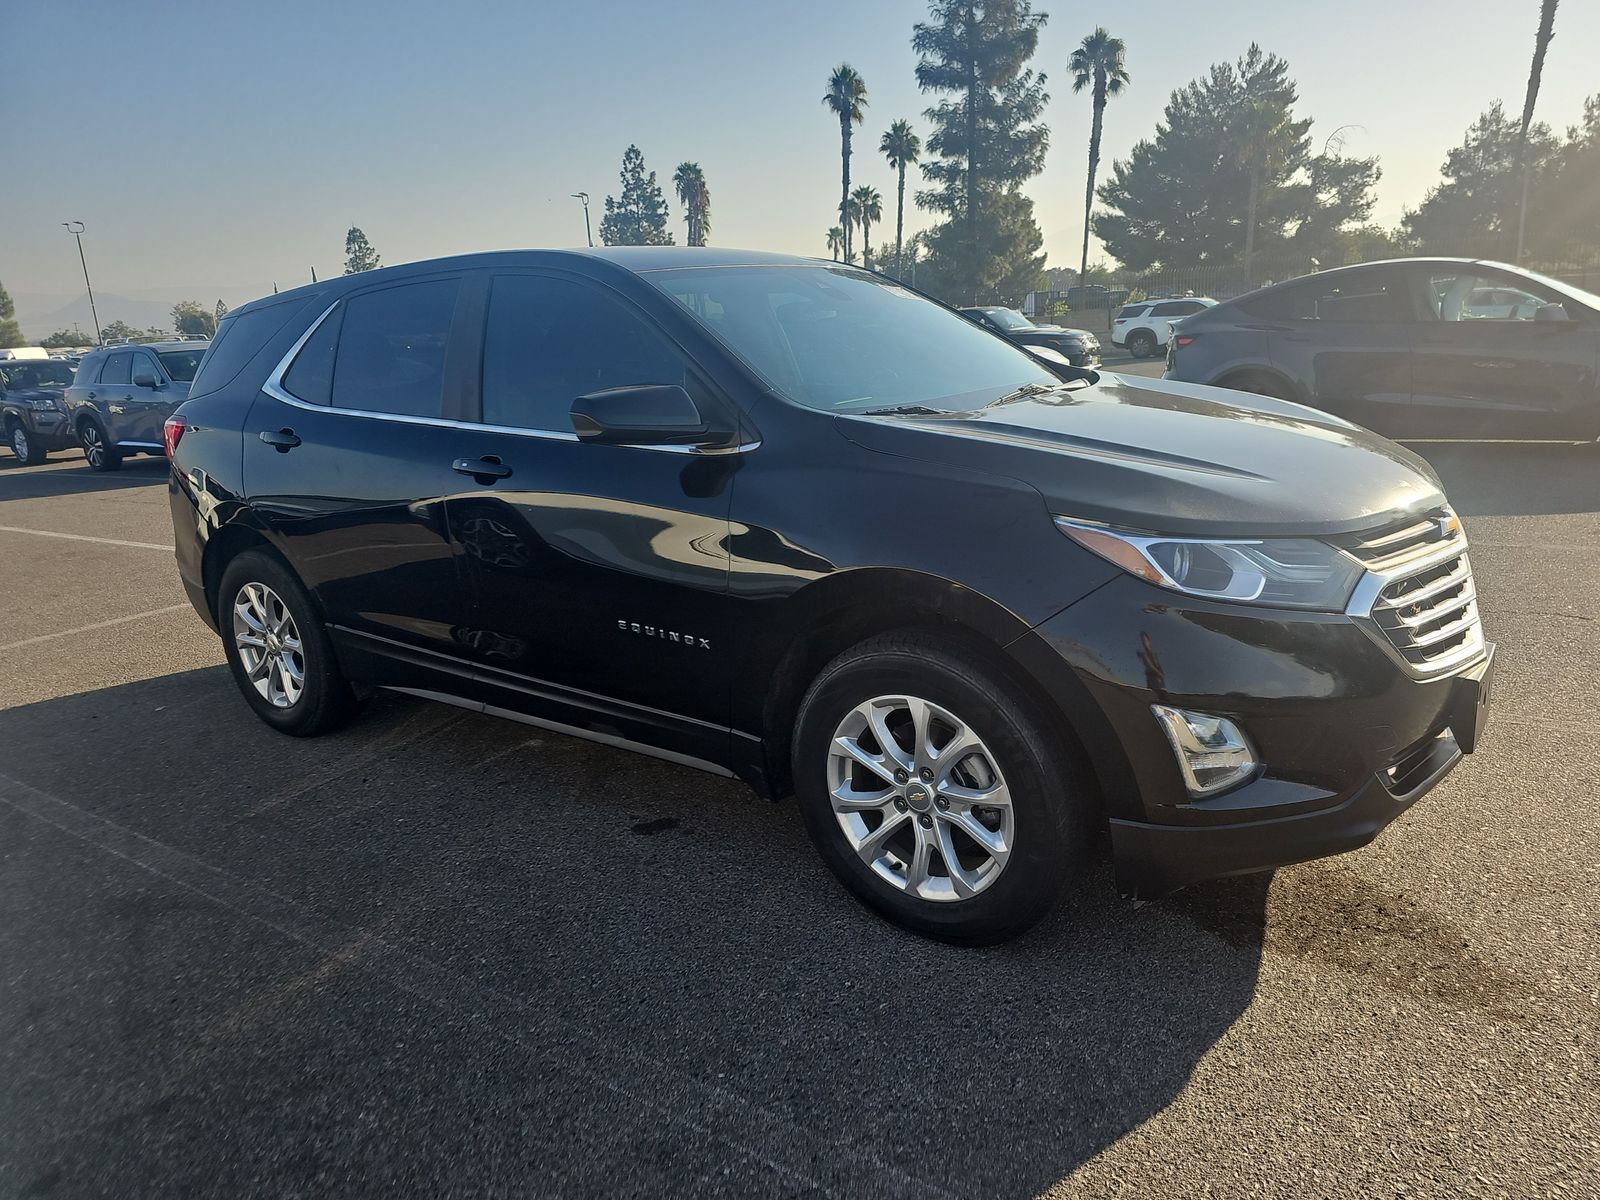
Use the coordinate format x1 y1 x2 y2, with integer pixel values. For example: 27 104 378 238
0 524 174 551
0 769 949 1200
0 604 193 652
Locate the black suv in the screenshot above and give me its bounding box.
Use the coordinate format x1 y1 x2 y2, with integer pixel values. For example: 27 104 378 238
957 306 1101 367
63 339 209 470
2 357 78 465
1164 258 1600 440
166 249 1493 944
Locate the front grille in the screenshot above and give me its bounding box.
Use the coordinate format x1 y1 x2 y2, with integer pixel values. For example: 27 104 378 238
1338 508 1485 674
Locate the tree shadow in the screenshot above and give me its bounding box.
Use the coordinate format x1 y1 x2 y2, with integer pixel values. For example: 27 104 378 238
0 667 1267 1197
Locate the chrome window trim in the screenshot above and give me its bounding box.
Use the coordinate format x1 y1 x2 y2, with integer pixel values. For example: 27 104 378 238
262 298 758 453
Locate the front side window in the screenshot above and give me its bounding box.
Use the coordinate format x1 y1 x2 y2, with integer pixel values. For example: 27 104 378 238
481 275 689 431
984 308 1034 332
99 352 132 386
1422 271 1552 322
649 264 1056 414
330 279 459 418
131 351 161 382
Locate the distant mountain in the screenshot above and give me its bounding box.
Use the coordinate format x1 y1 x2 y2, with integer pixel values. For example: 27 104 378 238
14 283 284 341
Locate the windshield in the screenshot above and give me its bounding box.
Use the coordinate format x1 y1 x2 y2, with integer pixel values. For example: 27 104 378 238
158 349 205 382
984 308 1035 331
0 361 74 389
650 264 1056 413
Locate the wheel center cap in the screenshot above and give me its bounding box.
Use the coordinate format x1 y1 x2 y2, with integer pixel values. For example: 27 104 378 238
265 633 279 652
905 784 932 812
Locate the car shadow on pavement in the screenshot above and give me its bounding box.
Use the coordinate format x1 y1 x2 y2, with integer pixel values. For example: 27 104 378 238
1406 441 1599 517
0 454 168 502
0 666 1266 1198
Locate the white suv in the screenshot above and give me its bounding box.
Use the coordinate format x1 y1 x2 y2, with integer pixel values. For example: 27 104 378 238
1112 297 1216 358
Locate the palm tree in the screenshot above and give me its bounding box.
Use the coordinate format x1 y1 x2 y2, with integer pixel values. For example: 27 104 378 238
823 64 869 262
826 226 845 261
673 162 712 247
879 120 921 277
1068 28 1129 284
849 186 882 270
1511 0 1559 258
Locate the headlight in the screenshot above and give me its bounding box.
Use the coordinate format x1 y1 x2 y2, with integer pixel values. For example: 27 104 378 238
26 396 64 411
1055 518 1365 611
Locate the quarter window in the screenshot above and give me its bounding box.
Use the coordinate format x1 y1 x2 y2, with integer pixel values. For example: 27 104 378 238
282 307 344 405
100 352 132 386
481 275 689 432
330 279 459 418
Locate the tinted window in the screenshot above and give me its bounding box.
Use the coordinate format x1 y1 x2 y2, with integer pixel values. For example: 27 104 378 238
0 361 73 389
131 351 161 382
281 307 344 405
158 348 205 381
100 352 132 385
189 298 312 398
1117 305 1149 319
651 264 1055 414
1423 271 1553 322
1240 272 1407 322
331 278 459 418
482 275 688 431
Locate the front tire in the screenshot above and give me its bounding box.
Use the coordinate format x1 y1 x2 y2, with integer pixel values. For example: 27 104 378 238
218 550 360 737
9 422 48 466
79 417 122 472
1127 329 1158 359
793 631 1091 945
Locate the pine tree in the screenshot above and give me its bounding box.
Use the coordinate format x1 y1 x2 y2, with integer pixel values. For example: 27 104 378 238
912 0 1051 303
600 146 675 246
0 279 23 348
215 299 229 324
344 226 381 273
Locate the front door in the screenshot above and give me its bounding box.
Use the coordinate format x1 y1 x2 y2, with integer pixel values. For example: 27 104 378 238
446 269 740 769
124 349 173 447
242 272 485 694
1402 264 1600 440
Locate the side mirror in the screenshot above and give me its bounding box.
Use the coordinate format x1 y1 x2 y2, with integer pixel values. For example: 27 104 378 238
1534 302 1571 323
133 370 160 388
570 384 719 447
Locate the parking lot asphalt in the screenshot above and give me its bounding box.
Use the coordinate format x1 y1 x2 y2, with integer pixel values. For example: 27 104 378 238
1 441 1596 1199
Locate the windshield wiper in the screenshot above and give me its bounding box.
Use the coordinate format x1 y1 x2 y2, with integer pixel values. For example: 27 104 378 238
985 381 1062 408
855 404 951 417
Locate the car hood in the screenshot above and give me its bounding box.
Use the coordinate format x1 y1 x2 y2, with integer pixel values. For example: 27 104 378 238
2 385 65 404
838 372 1445 537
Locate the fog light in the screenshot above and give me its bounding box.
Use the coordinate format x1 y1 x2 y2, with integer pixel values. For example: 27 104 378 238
1151 706 1258 798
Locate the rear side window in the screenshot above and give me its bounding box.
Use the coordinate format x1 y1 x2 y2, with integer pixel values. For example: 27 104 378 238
481 274 687 432
330 279 459 418
281 307 343 405
190 298 313 398
100 352 132 385
1240 272 1407 323
1117 305 1148 319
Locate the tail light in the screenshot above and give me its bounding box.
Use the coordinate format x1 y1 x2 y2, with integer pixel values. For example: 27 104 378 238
163 415 186 457
1173 335 1196 348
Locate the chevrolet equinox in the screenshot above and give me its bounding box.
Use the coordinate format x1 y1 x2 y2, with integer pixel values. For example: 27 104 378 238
166 249 1493 944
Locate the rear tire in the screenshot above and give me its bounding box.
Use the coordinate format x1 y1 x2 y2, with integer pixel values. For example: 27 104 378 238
218 550 361 737
79 417 122 472
792 631 1092 945
1127 329 1158 359
9 422 48 466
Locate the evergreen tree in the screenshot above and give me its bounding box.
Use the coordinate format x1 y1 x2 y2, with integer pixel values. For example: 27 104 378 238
344 226 381 273
879 120 922 277
171 300 216 338
1095 45 1376 273
600 146 675 246
673 162 712 247
0 280 23 348
1403 102 1554 256
1068 28 1129 282
912 0 1051 304
215 299 229 324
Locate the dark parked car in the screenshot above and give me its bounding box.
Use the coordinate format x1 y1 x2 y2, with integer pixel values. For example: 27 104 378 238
958 306 1101 367
1065 284 1130 312
2 358 78 465
167 249 1492 944
1165 258 1600 440
63 339 209 470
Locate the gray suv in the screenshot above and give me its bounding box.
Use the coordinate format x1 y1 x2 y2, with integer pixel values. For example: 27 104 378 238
63 340 208 470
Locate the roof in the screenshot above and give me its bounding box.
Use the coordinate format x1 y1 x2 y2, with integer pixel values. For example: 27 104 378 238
88 339 211 353
229 247 836 319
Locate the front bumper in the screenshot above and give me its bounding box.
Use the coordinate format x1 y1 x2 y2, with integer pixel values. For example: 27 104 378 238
1017 575 1493 898
10 408 77 451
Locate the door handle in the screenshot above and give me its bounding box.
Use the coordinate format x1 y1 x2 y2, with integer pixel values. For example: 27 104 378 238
259 428 301 452
452 455 512 482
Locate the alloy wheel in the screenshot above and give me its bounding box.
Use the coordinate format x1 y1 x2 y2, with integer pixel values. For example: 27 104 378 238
11 427 27 460
81 423 104 467
827 694 1013 902
232 582 306 709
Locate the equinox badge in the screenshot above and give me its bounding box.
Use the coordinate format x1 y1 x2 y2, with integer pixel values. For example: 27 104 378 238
619 619 710 650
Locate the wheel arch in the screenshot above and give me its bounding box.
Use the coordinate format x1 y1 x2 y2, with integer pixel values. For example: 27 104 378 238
201 518 301 628
1210 362 1304 403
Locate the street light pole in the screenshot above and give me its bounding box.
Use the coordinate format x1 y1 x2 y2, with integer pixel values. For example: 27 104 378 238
571 192 593 247
61 221 102 346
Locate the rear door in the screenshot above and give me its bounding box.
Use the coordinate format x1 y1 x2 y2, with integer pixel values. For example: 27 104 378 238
242 272 488 693
444 267 740 768
1403 264 1600 440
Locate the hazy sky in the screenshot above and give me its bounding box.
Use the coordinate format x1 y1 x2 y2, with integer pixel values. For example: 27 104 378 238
5 0 1597 315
